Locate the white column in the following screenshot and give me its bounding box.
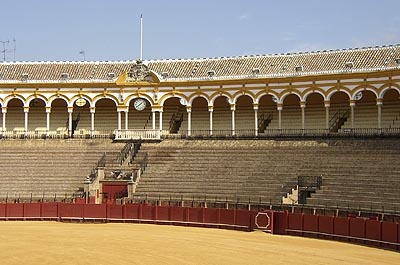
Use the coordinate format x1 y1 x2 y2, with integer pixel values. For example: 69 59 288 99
231 104 236 136
90 107 95 137
324 101 330 130
377 99 382 129
68 107 73 137
46 107 51 137
125 111 129 130
2 107 7 137
152 110 156 130
209 106 213 136
117 111 122 131
277 104 282 130
187 106 192 137
350 100 355 128
24 107 29 137
300 101 306 130
253 104 258 137
159 110 163 132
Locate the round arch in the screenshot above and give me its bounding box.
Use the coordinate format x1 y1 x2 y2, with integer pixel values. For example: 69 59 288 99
233 92 255 104
93 94 119 107
69 95 93 108
302 89 327 102
48 94 70 107
125 94 154 107
25 94 48 108
327 88 351 101
235 95 255 131
191 96 210 132
351 86 378 100
5 97 25 131
379 84 400 98
159 93 189 107
280 91 302 105
304 92 325 129
209 92 233 106
255 91 279 104
94 98 118 132
3 94 26 107
188 93 210 106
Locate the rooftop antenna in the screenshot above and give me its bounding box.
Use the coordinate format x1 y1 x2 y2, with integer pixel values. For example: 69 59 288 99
79 50 86 61
12 38 16 61
140 14 143 60
0 40 9 62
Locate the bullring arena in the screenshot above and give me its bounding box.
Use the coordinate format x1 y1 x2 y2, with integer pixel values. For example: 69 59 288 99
1 44 400 263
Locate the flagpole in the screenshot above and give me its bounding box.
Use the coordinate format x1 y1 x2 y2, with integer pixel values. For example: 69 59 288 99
140 14 143 60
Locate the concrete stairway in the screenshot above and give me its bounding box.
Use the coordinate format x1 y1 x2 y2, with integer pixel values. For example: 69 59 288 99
0 139 125 201
132 139 400 211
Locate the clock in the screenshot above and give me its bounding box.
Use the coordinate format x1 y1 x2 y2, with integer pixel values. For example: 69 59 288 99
134 98 147 111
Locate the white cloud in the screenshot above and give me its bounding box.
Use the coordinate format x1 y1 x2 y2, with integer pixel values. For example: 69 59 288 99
238 13 249 21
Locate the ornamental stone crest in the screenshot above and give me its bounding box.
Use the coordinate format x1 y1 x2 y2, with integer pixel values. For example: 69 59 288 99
127 59 153 82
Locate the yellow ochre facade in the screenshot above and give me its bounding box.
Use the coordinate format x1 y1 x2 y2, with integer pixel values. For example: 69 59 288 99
0 44 400 139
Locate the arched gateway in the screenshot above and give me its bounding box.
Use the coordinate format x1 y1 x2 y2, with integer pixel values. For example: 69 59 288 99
0 45 400 139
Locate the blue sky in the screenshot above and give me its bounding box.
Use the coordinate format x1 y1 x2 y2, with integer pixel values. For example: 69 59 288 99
1 0 399 61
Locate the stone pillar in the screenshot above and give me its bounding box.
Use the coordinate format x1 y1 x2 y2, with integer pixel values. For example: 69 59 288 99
324 100 330 130
300 101 306 130
350 100 356 128
377 98 383 129
253 103 259 137
230 104 236 136
2 107 7 137
90 107 95 137
117 111 122 131
186 106 192 136
152 110 156 130
24 107 29 137
277 104 283 130
125 111 129 130
68 107 73 137
208 106 213 136
46 107 51 138
159 110 163 132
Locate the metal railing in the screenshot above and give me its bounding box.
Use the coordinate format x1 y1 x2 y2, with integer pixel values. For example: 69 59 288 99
114 129 161 140
125 194 400 220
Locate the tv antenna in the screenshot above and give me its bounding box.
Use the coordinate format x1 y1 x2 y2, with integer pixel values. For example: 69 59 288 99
0 39 16 62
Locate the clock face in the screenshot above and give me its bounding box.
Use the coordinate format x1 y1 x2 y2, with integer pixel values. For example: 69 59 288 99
134 98 147 111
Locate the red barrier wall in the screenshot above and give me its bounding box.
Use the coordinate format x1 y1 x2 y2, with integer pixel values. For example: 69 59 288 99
303 214 318 232
188 207 203 224
124 204 140 220
7 204 23 218
41 203 58 218
170 206 185 222
273 211 288 235
84 204 106 219
0 204 5 218
24 203 41 218
107 205 123 219
365 220 381 241
381 222 398 250
318 215 334 239
204 208 218 224
60 203 84 218
349 218 365 242
333 217 349 237
157 206 170 221
0 202 399 250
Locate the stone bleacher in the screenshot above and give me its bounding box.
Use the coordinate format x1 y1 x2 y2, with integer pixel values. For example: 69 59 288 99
132 139 400 211
0 139 125 201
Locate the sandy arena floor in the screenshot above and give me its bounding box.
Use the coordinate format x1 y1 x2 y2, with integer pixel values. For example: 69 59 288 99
0 222 398 265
